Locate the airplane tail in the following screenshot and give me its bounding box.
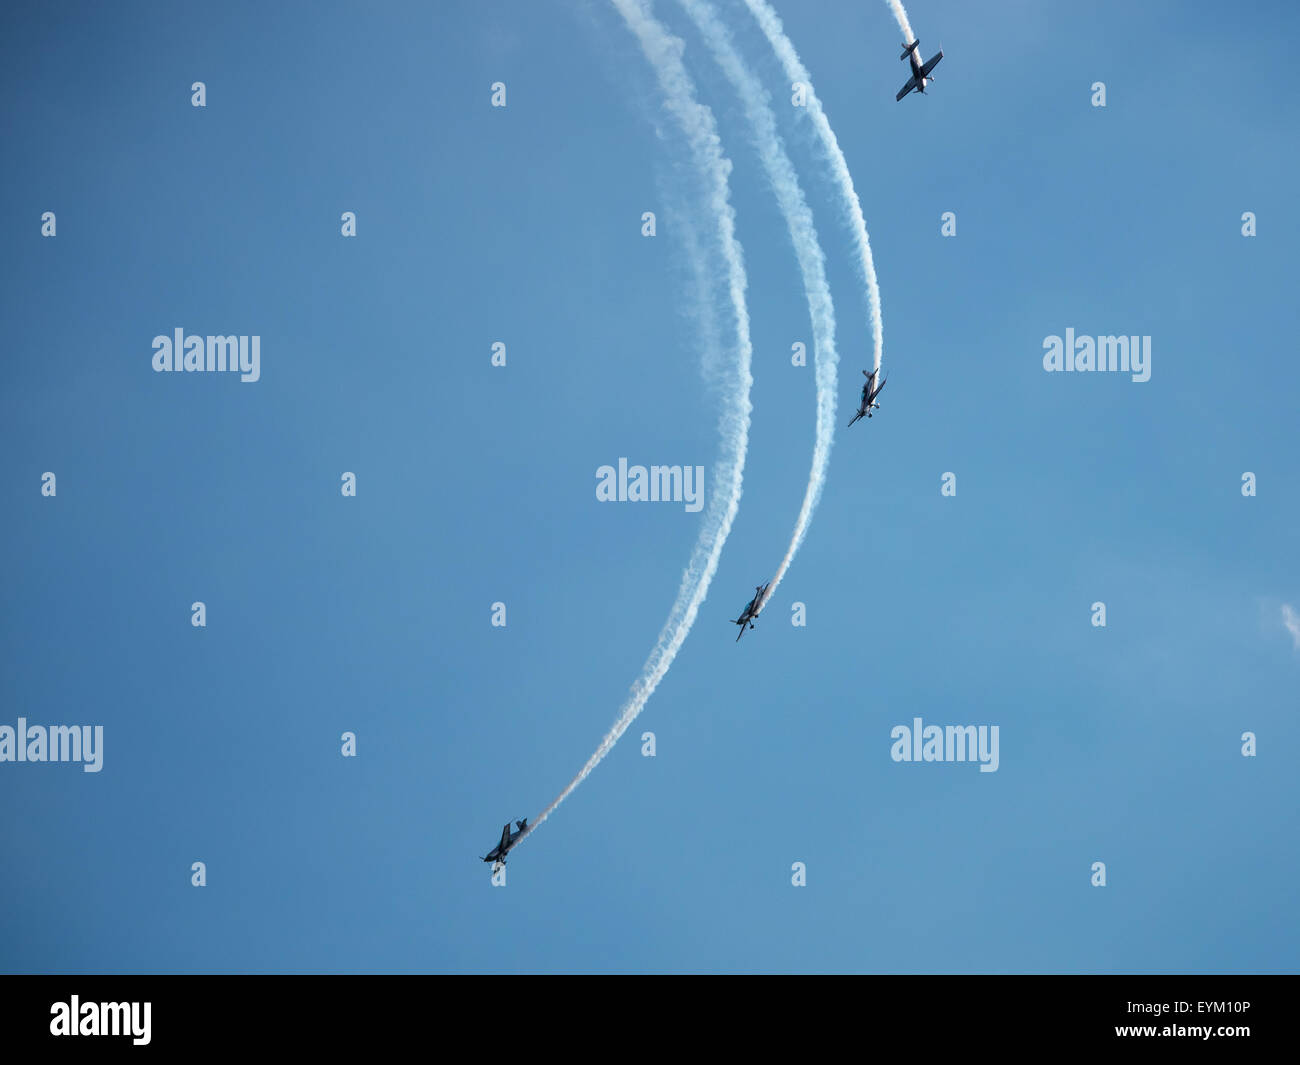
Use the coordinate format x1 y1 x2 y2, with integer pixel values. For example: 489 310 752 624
516 819 527 831
900 40 919 60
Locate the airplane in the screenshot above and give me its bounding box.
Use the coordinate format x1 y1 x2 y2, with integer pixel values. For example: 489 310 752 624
481 819 528 868
847 369 887 427
732 582 770 641
896 39 943 101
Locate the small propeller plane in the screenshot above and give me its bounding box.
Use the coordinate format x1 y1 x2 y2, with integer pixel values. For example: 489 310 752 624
847 369 887 427
732 583 770 641
481 819 528 869
896 39 943 101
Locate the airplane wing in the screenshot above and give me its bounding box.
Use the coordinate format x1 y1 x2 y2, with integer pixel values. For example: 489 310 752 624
848 411 863 427
499 823 511 850
736 623 745 641
920 53 943 77
896 76 917 102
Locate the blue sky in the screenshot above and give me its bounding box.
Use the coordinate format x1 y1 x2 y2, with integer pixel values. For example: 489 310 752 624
2 0 1296 973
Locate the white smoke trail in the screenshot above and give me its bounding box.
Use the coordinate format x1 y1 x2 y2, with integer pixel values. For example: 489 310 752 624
1283 604 1300 651
884 0 916 46
678 0 836 607
742 0 884 388
524 0 754 840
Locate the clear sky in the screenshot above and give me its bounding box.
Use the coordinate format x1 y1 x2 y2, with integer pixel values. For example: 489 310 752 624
2 0 1296 974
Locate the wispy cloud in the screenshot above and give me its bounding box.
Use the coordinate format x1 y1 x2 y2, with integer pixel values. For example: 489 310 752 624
1283 604 1300 650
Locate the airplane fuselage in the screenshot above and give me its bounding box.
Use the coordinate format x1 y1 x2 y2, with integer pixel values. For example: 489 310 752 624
733 584 769 639
907 53 927 91
482 820 527 864
853 369 883 420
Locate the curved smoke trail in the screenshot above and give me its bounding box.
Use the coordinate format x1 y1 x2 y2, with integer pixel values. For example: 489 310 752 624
524 0 755 840
741 0 884 393
678 0 837 607
884 0 917 46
